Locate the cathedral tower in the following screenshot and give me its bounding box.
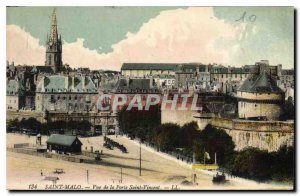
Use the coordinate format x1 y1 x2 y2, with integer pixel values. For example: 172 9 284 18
45 9 62 73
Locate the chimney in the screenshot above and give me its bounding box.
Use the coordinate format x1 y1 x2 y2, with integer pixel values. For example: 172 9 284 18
42 77 46 92
149 78 153 88
82 76 85 89
72 76 75 90
126 77 130 86
65 76 69 90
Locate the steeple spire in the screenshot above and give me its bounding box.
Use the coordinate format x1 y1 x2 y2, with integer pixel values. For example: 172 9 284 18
45 8 62 72
50 8 58 43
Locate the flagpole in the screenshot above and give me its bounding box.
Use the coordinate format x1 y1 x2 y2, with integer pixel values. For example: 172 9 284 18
215 152 217 165
204 148 205 165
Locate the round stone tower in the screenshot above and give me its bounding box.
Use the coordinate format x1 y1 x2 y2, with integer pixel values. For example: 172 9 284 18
236 71 284 121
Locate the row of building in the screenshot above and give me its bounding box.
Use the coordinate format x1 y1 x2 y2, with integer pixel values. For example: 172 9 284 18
6 9 295 152
121 60 294 95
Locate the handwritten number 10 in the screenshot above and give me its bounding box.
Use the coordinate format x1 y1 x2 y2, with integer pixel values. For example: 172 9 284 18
236 11 256 22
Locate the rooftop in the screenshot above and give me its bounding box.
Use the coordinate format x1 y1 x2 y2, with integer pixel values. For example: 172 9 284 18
114 78 159 93
6 79 24 96
238 71 284 93
36 75 98 93
121 63 178 71
46 134 82 147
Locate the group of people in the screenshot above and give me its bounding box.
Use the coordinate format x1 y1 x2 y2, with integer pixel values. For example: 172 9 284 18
103 136 127 153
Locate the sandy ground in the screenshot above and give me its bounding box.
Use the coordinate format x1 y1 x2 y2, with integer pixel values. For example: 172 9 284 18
6 133 293 190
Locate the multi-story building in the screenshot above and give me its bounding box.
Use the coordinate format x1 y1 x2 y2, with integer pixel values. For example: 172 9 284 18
6 79 25 111
175 64 197 89
280 69 294 88
210 66 251 94
121 63 178 77
35 75 98 112
154 75 175 90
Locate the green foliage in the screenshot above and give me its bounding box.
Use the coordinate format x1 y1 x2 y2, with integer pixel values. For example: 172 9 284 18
117 104 161 140
20 117 42 131
194 124 235 167
232 147 272 181
232 145 294 182
178 121 200 148
280 97 295 120
7 118 19 129
155 123 181 151
270 145 294 182
7 118 92 135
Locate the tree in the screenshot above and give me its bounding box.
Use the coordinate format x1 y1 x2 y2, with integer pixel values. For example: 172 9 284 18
280 96 295 120
7 118 19 128
232 147 274 181
19 118 42 132
178 121 200 149
194 124 235 167
155 123 180 152
117 104 161 140
7 118 20 132
270 145 294 181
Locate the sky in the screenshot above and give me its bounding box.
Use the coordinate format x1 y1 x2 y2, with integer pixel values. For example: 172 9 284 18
6 6 294 70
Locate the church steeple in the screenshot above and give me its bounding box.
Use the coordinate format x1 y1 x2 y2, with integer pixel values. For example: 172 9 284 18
50 9 58 43
45 8 62 73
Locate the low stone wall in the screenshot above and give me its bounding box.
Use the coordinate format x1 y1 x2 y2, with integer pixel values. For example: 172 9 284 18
211 118 294 132
161 109 198 126
81 151 97 158
210 118 294 152
7 147 43 156
210 118 233 129
7 147 83 163
13 143 30 148
50 153 83 163
6 110 45 123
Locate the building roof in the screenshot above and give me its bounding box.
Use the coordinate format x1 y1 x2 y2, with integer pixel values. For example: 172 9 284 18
158 74 175 79
46 134 82 147
31 66 54 74
36 75 98 93
211 65 229 73
6 79 24 96
238 71 284 93
100 79 119 93
281 69 294 75
115 78 159 92
121 63 178 71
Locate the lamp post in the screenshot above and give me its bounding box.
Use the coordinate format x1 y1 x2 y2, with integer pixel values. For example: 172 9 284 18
139 142 142 176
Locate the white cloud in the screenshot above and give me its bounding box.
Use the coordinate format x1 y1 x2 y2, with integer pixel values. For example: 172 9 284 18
6 25 45 65
7 7 245 70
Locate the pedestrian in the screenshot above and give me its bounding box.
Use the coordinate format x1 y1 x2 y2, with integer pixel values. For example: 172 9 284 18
41 169 43 176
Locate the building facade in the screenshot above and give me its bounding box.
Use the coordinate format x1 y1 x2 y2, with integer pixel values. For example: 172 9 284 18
121 63 178 77
35 75 98 112
6 79 24 111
